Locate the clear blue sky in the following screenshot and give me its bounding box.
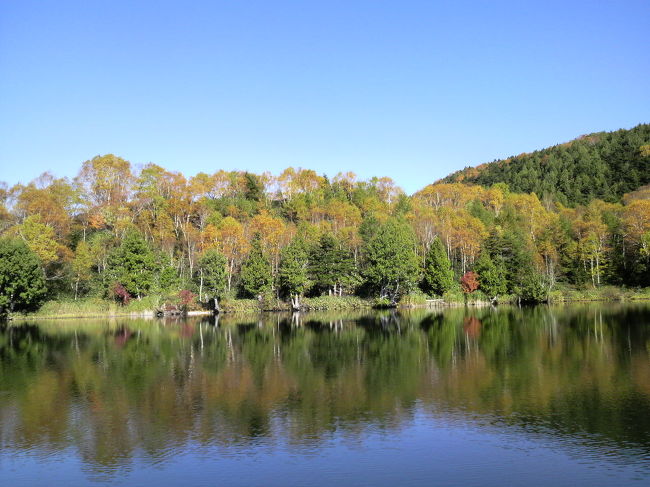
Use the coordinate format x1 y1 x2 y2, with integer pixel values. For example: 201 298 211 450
1 0 648 194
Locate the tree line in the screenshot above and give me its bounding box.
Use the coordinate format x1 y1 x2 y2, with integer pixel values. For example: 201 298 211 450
0 148 649 313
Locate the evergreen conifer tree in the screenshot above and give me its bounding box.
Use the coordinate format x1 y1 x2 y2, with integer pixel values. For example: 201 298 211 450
485 229 535 294
423 237 455 296
363 218 420 302
107 230 156 299
196 248 227 303
309 234 356 296
278 237 309 308
240 235 272 297
0 238 47 314
473 251 507 299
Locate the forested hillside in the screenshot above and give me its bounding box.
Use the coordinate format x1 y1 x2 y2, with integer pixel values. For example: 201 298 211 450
1 142 649 314
442 124 650 206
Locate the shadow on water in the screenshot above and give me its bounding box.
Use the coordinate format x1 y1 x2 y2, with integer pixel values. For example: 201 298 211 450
0 303 650 482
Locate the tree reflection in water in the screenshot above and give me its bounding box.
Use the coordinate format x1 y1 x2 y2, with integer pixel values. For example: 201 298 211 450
0 304 649 475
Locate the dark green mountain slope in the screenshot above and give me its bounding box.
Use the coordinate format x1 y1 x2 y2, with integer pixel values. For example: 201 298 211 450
442 124 650 205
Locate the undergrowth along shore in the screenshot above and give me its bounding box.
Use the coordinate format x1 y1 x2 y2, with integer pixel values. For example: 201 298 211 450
7 285 650 320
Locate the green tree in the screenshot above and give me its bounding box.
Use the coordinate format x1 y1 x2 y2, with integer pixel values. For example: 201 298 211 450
240 235 272 297
196 248 227 303
71 240 93 299
278 237 309 308
107 230 156 299
309 234 357 296
486 229 535 295
244 172 264 202
423 237 455 296
157 256 181 293
520 273 548 303
359 214 380 243
363 218 420 302
0 238 47 315
473 251 507 300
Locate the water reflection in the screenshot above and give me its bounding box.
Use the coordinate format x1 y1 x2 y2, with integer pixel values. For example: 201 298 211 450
1 304 649 482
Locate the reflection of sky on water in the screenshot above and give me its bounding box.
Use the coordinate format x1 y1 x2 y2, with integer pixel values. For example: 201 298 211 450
4 411 649 487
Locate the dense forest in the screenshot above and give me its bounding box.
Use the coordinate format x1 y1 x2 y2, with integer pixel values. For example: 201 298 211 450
443 123 650 206
0 124 649 314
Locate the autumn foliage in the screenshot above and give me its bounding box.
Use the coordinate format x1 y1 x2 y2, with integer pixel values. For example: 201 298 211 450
0 126 649 314
460 272 479 294
112 283 131 306
178 290 197 309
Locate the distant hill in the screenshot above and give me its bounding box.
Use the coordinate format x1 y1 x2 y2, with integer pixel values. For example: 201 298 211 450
440 124 650 205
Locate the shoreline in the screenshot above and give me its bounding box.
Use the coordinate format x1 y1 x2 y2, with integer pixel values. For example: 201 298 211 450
7 289 650 321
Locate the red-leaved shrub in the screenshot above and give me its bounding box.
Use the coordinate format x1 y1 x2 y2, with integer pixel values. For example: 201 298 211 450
112 283 131 305
178 289 197 309
460 271 479 294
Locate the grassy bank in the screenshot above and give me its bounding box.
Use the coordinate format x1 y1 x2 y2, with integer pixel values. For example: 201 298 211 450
11 296 164 320
9 286 650 320
220 295 373 313
10 295 375 319
548 285 650 303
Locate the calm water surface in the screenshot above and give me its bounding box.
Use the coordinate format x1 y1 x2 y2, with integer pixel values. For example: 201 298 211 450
1 304 649 486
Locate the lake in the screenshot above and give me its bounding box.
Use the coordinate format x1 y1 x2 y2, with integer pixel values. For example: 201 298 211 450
1 304 649 486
